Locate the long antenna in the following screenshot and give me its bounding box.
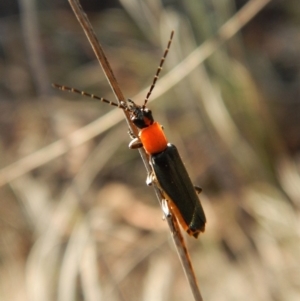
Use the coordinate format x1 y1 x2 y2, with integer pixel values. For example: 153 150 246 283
52 84 127 109
143 31 174 108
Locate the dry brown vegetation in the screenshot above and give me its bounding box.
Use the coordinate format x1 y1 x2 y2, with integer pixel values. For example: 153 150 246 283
0 0 300 301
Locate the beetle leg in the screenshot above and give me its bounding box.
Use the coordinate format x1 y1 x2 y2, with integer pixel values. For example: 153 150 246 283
128 137 143 149
161 199 171 219
194 185 202 194
128 129 136 139
146 171 155 186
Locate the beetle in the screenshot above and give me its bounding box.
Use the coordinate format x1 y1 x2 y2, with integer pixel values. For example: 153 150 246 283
128 100 206 238
53 31 206 238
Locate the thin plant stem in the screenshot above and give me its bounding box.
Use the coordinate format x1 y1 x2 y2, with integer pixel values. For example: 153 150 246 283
67 0 204 299
0 0 271 184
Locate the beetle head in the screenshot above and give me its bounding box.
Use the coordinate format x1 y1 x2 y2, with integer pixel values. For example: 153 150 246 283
127 99 154 129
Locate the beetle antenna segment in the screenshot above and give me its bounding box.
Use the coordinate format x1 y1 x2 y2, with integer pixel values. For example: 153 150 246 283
143 31 174 109
52 84 127 110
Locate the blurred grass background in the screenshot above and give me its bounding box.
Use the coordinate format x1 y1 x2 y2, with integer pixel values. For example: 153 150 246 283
0 0 300 300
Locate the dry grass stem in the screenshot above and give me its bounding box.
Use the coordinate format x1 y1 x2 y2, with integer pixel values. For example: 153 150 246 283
2 0 297 300
68 0 204 299
0 0 271 186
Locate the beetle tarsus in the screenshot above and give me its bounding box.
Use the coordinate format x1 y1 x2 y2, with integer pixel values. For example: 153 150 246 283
194 186 202 194
128 129 136 139
161 199 171 218
128 137 143 149
146 172 154 186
